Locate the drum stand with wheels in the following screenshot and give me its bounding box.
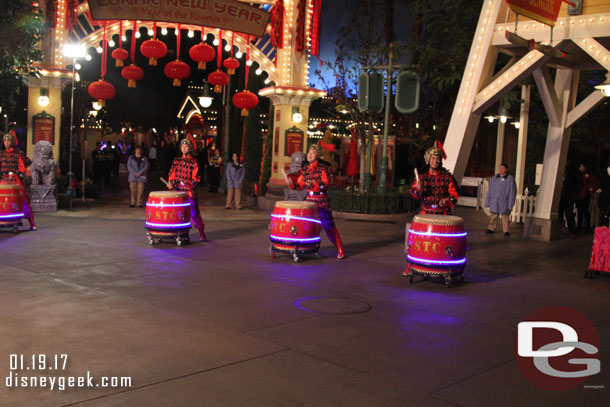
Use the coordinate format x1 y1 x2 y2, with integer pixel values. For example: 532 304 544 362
147 229 191 246
269 242 322 262
406 263 465 288
0 219 23 234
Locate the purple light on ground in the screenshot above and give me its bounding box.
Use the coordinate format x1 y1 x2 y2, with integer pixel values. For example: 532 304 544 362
0 213 24 220
409 230 467 237
406 254 467 266
145 222 192 228
270 214 322 224
270 235 321 243
146 203 190 207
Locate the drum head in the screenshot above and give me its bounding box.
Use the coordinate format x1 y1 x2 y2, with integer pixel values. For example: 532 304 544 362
275 200 317 210
149 191 188 199
413 214 464 226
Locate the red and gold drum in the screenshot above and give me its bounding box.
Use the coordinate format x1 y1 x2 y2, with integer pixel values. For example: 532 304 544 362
145 191 191 245
270 200 321 261
406 214 467 286
0 184 24 231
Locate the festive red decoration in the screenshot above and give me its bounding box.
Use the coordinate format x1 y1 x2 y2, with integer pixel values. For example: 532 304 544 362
189 42 215 70
121 64 144 88
164 60 190 86
223 57 240 75
295 0 307 53
232 90 259 116
88 80 116 107
140 39 167 66
208 70 229 93
320 140 337 152
271 0 285 49
310 0 322 57
111 47 128 67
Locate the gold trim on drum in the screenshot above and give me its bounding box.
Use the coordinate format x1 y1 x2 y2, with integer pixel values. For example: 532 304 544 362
0 184 21 190
149 191 188 198
413 214 464 226
275 200 317 210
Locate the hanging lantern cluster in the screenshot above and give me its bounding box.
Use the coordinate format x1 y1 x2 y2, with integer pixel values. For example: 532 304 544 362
223 32 240 75
88 22 269 102
88 22 115 107
232 35 259 116
121 21 144 88
189 28 215 70
164 24 191 86
140 23 167 66
207 30 229 93
111 23 128 67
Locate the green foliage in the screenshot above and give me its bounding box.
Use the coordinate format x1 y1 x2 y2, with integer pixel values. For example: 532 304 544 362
259 110 274 195
244 104 263 183
0 0 44 112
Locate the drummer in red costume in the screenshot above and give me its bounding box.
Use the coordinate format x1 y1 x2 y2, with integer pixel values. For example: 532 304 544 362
168 138 207 241
0 132 36 230
411 141 459 215
296 144 345 259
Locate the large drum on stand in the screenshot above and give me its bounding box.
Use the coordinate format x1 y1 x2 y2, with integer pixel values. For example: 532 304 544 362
270 200 322 262
145 191 191 246
405 214 467 287
0 184 24 233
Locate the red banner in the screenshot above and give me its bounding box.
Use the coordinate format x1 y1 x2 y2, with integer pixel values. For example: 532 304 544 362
32 113 55 145
89 0 270 37
505 0 562 27
284 128 303 157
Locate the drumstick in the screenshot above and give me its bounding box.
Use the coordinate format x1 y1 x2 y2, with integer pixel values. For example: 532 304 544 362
280 168 289 184
160 177 170 187
414 168 419 182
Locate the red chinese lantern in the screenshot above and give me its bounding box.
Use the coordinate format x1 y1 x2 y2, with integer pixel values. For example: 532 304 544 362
121 64 144 88
208 70 229 93
88 79 116 107
140 39 167 66
164 60 190 86
189 42 215 70
232 90 258 116
111 48 128 67
223 57 240 75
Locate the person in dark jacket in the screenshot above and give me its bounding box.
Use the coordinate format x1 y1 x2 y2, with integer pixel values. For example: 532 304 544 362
226 153 245 209
485 163 517 236
558 158 583 237
576 162 598 232
127 146 149 207
598 157 610 227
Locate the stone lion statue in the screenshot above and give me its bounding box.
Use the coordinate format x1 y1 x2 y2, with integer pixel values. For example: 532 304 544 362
31 141 57 185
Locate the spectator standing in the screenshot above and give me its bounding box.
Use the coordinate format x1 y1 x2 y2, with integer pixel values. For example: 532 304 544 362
127 146 149 207
576 162 599 232
558 158 583 238
226 153 245 209
208 148 223 193
148 142 158 170
485 163 517 236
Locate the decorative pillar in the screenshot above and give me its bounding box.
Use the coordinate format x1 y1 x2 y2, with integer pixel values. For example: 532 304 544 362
259 87 325 193
27 73 71 163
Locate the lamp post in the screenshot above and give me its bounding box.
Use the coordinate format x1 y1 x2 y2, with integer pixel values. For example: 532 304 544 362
199 81 213 108
63 44 86 204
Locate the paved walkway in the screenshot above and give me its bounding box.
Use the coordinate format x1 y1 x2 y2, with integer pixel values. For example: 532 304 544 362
0 179 608 406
